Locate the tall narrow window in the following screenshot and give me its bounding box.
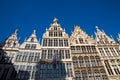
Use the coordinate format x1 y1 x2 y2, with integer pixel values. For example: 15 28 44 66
110 48 117 56
91 46 96 53
64 39 68 46
78 56 84 67
59 32 62 37
48 39 52 46
48 49 52 59
54 39 58 46
104 60 114 75
49 32 53 37
81 46 86 53
41 50 46 59
54 32 57 36
84 56 90 67
43 39 47 46
65 50 70 59
72 57 78 68
59 50 64 59
81 70 88 80
59 39 63 46
79 38 83 43
104 48 111 56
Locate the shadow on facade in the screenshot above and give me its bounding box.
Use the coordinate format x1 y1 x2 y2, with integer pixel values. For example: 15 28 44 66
39 60 67 80
0 42 17 80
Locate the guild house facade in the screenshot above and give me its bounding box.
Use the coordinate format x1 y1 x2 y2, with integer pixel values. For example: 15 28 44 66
0 18 120 80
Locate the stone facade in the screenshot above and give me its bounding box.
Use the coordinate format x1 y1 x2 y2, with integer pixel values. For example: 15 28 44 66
0 18 120 80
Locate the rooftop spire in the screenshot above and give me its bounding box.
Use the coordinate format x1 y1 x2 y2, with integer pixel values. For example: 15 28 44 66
33 29 36 34
95 26 100 32
15 29 18 34
53 18 58 23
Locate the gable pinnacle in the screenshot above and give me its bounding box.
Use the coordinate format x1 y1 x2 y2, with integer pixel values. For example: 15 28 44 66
53 18 58 23
15 29 18 34
33 29 36 34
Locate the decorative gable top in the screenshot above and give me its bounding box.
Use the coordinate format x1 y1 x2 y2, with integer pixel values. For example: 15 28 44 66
95 26 115 44
70 25 95 45
42 18 69 38
2 29 19 48
20 30 41 49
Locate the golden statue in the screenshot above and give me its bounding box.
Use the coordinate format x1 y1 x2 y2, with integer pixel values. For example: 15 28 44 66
53 18 58 23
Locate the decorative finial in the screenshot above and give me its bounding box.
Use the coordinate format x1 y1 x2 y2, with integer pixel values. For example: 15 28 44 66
33 29 36 34
96 26 98 29
53 18 58 23
15 29 18 34
95 26 100 32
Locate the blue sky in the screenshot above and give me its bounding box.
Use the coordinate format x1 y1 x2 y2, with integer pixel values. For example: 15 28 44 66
0 0 120 44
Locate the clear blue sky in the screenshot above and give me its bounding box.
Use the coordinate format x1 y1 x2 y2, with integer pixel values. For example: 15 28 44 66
0 0 120 44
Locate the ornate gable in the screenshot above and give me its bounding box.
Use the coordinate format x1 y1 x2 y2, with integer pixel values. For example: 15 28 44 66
20 30 41 49
95 26 115 44
42 18 69 38
2 29 19 48
69 25 95 45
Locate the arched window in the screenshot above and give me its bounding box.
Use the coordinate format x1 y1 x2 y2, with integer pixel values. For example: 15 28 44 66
94 70 100 80
100 69 108 80
88 70 94 80
78 56 84 67
72 57 78 68
84 56 90 67
81 70 88 80
104 60 114 75
75 71 81 80
90 56 96 67
95 56 102 66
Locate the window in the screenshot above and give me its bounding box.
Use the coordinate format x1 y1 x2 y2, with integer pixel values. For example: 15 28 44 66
78 56 84 67
31 44 36 49
71 46 75 50
49 32 53 37
98 48 105 56
76 46 80 50
84 56 90 67
81 46 86 53
86 46 92 53
59 39 63 46
75 71 81 80
72 57 78 68
65 50 70 59
64 39 68 46
54 39 58 46
54 32 57 36
48 49 52 59
79 38 83 43
104 48 111 56
90 56 96 67
94 70 100 80
91 46 96 53
76 39 78 44
25 44 30 49
95 56 102 66
59 50 64 59
54 50 58 58
41 50 46 59
100 69 108 80
59 32 62 37
48 39 52 46
54 27 57 30
81 70 88 80
43 39 47 46
104 60 114 75
110 48 117 56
